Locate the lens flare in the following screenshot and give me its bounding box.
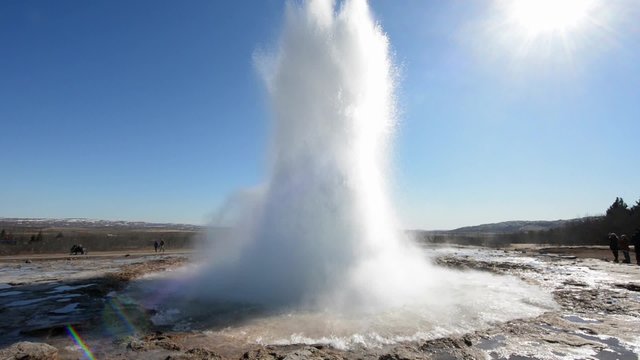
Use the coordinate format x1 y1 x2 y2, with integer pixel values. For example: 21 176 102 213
66 325 96 360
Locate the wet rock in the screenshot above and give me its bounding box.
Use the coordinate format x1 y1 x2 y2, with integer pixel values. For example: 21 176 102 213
434 256 534 274
578 327 598 335
155 338 182 351
0 341 58 360
242 348 277 360
144 333 182 351
242 346 343 360
563 279 588 287
186 348 224 358
462 337 473 347
127 334 182 352
541 334 597 347
421 338 464 351
615 283 640 292
165 347 224 360
127 339 148 351
281 348 316 360
419 337 484 359
379 345 425 360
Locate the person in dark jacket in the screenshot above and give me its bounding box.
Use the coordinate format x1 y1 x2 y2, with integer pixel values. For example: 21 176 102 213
631 228 640 265
619 234 631 264
608 233 619 263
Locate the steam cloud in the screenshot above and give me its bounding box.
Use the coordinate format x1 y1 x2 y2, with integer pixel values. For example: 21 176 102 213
188 1 555 322
194 0 427 309
122 2 559 348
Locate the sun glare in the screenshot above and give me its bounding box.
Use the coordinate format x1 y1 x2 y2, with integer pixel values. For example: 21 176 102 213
483 0 611 63
506 0 595 37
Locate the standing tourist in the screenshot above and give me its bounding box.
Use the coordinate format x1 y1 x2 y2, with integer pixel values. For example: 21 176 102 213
619 234 631 264
632 228 640 265
608 233 619 263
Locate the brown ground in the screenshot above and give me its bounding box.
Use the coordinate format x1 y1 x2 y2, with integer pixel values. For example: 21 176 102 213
0 248 193 262
508 244 639 263
0 245 632 263
2 246 639 359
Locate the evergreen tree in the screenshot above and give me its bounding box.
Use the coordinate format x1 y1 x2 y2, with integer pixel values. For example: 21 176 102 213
631 198 640 231
606 197 629 216
605 197 633 234
35 231 43 242
56 232 64 239
0 229 5 239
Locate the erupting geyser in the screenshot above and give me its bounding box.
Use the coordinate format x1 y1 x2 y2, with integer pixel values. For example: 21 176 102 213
201 0 428 308
153 0 557 345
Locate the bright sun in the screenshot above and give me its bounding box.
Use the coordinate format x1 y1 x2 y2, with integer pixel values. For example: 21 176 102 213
484 0 615 64
505 0 596 37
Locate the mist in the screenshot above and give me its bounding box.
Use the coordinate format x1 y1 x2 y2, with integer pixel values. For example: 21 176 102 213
181 1 554 326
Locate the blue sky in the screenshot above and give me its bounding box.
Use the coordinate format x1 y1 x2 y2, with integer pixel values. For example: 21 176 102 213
2 0 639 229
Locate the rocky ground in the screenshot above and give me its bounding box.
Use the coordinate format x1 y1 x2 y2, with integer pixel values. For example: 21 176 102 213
0 246 638 360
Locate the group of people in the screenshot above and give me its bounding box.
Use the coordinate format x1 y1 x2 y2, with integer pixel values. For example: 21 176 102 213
608 230 640 265
69 244 87 255
153 239 165 253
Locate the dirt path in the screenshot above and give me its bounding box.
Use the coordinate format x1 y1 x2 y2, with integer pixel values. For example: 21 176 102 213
507 244 639 262
540 246 638 262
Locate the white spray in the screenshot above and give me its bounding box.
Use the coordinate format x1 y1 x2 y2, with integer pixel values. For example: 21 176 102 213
136 1 555 345
198 0 430 309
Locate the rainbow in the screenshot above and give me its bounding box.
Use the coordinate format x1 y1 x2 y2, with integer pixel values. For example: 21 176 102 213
66 325 96 360
106 297 137 335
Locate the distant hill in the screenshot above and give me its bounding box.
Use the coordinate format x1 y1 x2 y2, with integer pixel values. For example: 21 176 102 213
0 217 203 232
448 219 576 234
410 215 617 247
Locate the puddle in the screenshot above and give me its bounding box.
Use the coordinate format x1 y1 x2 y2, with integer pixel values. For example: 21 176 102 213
50 303 80 314
48 284 95 293
538 324 562 333
6 297 53 307
55 294 83 302
0 290 23 297
563 315 602 324
4 293 83 308
574 333 637 360
477 335 506 350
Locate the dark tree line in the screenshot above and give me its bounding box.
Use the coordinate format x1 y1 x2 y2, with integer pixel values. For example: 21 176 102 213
501 197 640 246
420 196 640 247
526 197 638 245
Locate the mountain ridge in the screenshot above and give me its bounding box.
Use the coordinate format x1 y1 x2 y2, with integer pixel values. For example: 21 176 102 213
0 217 202 231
